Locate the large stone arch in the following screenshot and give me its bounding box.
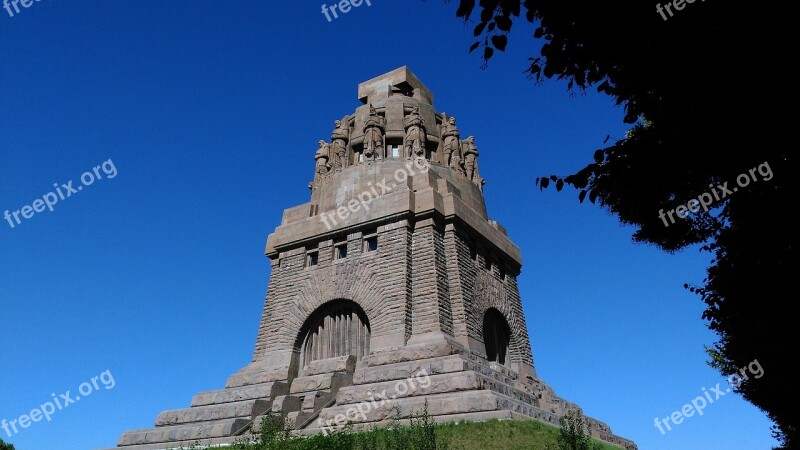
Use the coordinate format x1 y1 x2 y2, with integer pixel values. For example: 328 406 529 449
293 299 371 370
473 272 531 367
254 256 409 363
483 307 512 367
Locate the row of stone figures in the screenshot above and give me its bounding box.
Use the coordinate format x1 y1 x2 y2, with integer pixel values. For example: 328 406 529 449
314 105 485 189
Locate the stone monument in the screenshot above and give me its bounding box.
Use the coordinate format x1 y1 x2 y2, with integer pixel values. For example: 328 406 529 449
110 67 636 450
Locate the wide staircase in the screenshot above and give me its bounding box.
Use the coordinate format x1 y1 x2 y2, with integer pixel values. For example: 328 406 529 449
112 352 635 450
113 356 356 449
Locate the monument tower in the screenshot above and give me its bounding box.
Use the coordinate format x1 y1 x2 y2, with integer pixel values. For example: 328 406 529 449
112 67 636 449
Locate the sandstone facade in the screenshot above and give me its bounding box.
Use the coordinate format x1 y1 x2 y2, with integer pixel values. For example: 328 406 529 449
109 67 636 450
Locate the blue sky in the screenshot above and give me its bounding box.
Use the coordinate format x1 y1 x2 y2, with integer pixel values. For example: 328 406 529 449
0 1 776 449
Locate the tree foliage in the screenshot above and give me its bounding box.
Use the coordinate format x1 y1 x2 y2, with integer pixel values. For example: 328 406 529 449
450 0 798 447
556 410 600 450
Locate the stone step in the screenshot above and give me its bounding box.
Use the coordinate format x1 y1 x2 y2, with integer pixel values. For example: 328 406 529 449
286 410 314 429
117 418 250 446
352 354 467 385
191 380 288 407
289 371 353 395
155 399 272 427
299 409 530 434
337 371 481 406
104 435 239 450
316 389 554 428
353 354 521 388
301 390 335 412
344 369 537 409
225 365 290 389
269 394 302 415
300 355 356 376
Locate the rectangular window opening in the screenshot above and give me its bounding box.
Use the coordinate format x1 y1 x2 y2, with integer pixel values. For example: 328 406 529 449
334 239 348 260
363 229 378 253
307 251 319 267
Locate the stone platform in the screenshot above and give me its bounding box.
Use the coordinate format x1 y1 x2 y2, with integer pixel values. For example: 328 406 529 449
109 350 635 450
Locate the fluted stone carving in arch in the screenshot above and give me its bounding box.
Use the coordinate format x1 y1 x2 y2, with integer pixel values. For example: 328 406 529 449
296 299 371 369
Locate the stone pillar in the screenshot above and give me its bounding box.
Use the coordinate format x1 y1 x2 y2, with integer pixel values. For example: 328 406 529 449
408 218 457 348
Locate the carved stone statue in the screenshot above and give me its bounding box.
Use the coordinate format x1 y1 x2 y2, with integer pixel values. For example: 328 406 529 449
442 116 463 172
462 136 479 181
331 120 350 170
363 105 386 161
315 140 331 175
403 106 427 158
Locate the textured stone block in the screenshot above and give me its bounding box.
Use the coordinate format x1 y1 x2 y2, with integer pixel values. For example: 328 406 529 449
301 355 356 376
155 400 254 426
191 381 288 407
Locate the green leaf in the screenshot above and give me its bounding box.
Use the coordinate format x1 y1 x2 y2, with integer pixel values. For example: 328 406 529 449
491 35 508 51
496 16 513 32
540 178 550 190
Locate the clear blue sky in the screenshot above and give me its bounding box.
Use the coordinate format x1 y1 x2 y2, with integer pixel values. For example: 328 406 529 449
0 1 776 449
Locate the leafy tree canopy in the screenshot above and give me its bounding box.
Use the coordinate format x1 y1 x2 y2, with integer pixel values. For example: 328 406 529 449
449 0 797 447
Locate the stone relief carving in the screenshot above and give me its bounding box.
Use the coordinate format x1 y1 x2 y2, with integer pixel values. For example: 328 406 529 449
314 108 483 189
315 140 331 175
442 116 462 171
363 104 386 161
403 106 427 158
331 120 350 171
462 135 483 187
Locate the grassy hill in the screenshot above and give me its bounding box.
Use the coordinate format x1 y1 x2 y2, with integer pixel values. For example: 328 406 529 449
437 420 623 450
220 416 625 450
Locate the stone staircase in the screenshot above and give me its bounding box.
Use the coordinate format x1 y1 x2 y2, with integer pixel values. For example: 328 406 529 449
109 352 634 450
281 356 356 431
111 357 357 449
301 353 560 433
113 380 289 449
296 352 636 450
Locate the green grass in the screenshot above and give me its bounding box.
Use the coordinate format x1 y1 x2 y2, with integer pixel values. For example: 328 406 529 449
436 419 623 450
220 416 624 450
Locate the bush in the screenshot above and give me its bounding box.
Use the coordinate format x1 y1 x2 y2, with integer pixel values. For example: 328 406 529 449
556 410 601 450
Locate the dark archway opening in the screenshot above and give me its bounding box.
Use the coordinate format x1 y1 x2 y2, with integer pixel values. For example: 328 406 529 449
298 300 370 369
483 308 512 366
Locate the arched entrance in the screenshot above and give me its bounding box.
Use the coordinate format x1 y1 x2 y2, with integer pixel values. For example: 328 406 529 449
483 308 512 366
298 300 370 368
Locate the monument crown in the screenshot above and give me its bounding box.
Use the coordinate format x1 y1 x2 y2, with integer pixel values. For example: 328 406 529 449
357 66 434 105
311 67 485 214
